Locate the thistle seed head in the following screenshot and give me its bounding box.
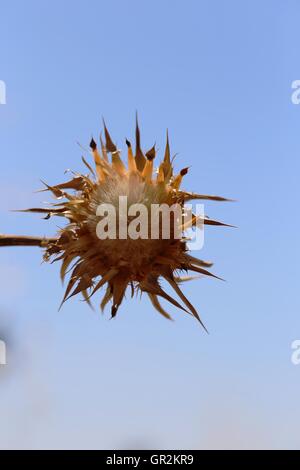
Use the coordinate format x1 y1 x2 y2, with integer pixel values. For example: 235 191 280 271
3 117 232 329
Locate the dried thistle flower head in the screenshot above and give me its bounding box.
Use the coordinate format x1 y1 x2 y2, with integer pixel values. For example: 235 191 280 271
0 117 232 329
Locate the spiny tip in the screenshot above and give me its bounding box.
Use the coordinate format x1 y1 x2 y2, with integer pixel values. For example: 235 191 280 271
102 118 117 152
90 137 97 150
164 130 171 162
126 138 131 148
180 167 189 176
111 305 118 318
146 144 156 161
135 112 141 145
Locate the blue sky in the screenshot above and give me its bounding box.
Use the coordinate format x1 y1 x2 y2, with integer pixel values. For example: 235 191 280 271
0 0 300 449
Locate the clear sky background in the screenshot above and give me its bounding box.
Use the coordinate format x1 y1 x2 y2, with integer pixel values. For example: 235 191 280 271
0 0 300 449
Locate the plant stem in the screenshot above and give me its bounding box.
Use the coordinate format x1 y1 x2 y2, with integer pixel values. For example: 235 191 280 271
0 234 57 247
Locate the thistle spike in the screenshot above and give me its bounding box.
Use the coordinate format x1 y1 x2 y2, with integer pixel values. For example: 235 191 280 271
111 152 126 176
179 191 234 202
142 159 153 183
135 113 146 172
148 293 172 320
89 137 97 152
90 268 119 297
90 137 105 181
111 276 127 318
103 119 117 153
161 129 172 179
164 130 171 164
81 156 96 176
139 277 190 314
126 138 137 172
100 134 109 162
157 165 165 183
145 144 156 161
90 137 102 164
171 167 189 190
184 254 213 268
100 286 113 312
142 145 156 182
164 276 208 332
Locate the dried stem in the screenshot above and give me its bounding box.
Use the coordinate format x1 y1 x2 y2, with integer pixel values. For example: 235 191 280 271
0 234 57 247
